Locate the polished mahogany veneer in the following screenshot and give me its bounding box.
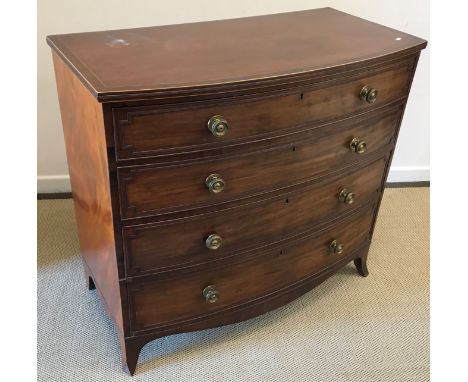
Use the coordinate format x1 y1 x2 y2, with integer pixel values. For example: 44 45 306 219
123 158 386 276
48 8 426 375
129 205 376 333
113 58 414 160
118 109 401 219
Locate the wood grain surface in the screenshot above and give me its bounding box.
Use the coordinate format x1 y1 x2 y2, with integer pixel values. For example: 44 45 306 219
128 205 375 332
46 8 426 101
48 8 427 375
123 158 386 276
118 110 401 219
113 59 413 159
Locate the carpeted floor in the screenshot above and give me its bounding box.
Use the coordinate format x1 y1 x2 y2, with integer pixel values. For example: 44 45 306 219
37 188 429 382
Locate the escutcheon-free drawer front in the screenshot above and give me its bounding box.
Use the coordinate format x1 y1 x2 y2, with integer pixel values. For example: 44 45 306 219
48 8 426 375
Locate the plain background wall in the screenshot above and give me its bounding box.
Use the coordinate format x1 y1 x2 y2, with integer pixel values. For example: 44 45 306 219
37 0 429 192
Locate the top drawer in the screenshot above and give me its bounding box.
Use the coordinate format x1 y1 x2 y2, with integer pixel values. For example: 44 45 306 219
113 59 415 160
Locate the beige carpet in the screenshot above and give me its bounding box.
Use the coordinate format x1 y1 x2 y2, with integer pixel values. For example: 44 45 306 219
38 188 429 381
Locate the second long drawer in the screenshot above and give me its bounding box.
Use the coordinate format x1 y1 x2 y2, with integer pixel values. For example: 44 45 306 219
118 108 401 219
123 157 386 276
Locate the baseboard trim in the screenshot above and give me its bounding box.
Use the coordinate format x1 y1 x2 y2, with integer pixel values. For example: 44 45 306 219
385 181 430 188
37 192 73 200
37 175 71 193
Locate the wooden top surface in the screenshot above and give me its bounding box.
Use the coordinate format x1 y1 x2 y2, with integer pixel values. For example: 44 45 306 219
47 8 426 101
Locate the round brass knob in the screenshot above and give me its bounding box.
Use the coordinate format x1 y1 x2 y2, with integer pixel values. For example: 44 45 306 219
329 240 344 255
349 138 367 154
208 115 229 137
339 189 355 205
202 285 219 303
205 173 225 193
359 85 378 104
205 233 223 250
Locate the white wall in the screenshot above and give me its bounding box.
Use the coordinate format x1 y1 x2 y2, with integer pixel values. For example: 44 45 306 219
37 0 429 192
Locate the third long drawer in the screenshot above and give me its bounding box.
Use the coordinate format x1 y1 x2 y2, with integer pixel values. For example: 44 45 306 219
122 157 387 277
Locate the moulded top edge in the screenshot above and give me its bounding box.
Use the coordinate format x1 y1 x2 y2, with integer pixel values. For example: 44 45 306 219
47 8 427 102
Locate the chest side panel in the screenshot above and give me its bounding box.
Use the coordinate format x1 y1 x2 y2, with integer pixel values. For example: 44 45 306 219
52 52 124 335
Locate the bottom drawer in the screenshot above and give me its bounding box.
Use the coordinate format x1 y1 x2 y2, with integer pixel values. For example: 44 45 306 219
129 205 375 333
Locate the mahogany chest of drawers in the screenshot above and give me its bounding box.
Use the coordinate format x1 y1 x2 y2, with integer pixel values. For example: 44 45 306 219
47 8 426 375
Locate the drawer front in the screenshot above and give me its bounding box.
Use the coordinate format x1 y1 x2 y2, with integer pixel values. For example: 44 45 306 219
123 158 386 276
118 111 400 219
114 60 414 159
128 205 375 332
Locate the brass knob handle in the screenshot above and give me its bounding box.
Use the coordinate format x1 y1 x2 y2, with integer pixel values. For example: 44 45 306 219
205 173 225 193
359 85 378 104
339 189 355 205
329 240 344 255
349 138 367 154
205 233 223 250
208 115 229 137
203 285 219 303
